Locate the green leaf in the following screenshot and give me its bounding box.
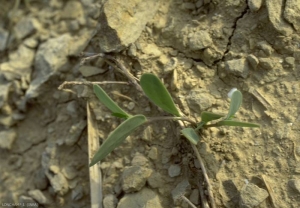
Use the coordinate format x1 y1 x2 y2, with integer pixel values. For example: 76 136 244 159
140 73 180 117
111 113 128 119
89 115 147 167
226 90 243 119
181 128 200 145
93 85 131 118
201 111 224 123
217 120 260 128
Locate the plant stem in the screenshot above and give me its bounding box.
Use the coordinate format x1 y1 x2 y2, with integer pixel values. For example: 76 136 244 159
181 195 197 208
147 116 196 125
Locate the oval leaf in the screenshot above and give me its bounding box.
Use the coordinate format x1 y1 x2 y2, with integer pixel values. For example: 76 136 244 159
181 128 200 145
93 85 131 118
217 120 260 128
89 115 147 167
201 111 224 123
226 90 242 119
140 73 180 116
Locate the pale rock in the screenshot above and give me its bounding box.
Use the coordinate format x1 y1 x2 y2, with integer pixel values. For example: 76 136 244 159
117 188 163 208
131 153 149 166
23 38 39 48
239 183 268 208
141 43 162 57
225 58 250 78
168 164 181 177
62 165 77 180
266 0 293 35
247 54 259 70
172 179 191 204
47 172 69 196
284 0 300 31
288 179 300 194
28 189 49 205
71 185 83 200
14 17 41 39
96 0 160 52
0 129 17 150
186 90 214 113
121 166 152 193
19 195 36 204
188 30 212 50
248 0 263 12
189 189 200 205
258 58 275 70
79 65 106 77
61 1 84 19
147 172 165 189
196 0 204 8
0 82 11 109
65 120 86 146
103 194 118 208
148 146 158 160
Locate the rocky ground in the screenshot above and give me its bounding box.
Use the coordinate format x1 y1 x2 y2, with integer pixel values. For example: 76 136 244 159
0 0 300 207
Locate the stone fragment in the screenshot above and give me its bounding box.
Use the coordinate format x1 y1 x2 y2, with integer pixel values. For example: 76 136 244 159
103 194 118 208
168 164 181 177
288 179 300 194
26 32 92 99
61 1 84 19
171 179 191 204
0 28 9 51
131 153 149 166
72 185 83 200
117 188 163 208
79 65 106 77
266 0 293 35
121 166 152 193
186 90 214 113
34 169 49 190
188 30 212 50
284 0 300 31
47 172 69 196
62 165 77 180
147 172 165 189
182 2 196 10
247 54 259 70
196 0 204 8
225 58 250 78
141 43 162 57
257 41 274 56
96 0 160 52
258 58 275 70
248 0 263 12
28 189 49 205
14 17 41 39
65 120 86 146
19 195 36 204
148 146 158 160
0 82 11 109
189 189 200 205
23 38 39 48
239 183 268 208
0 129 17 150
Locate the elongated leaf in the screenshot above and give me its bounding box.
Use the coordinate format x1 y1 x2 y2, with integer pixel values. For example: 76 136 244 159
93 85 131 118
201 111 224 123
140 73 180 116
226 90 243 119
217 120 260 128
89 115 147 167
181 128 200 145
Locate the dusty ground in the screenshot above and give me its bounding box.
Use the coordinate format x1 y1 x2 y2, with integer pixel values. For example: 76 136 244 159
0 0 300 207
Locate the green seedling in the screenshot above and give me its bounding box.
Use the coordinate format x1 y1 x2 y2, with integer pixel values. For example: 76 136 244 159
89 73 259 167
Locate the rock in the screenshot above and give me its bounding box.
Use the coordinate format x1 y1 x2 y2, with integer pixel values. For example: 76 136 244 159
47 172 69 196
28 189 49 205
258 58 275 70
131 153 149 166
62 165 78 180
0 129 17 150
189 189 200 205
168 164 181 177
265 0 293 35
117 187 163 208
34 168 49 190
0 82 11 109
8 154 23 170
103 194 118 208
186 90 214 113
196 0 204 8
288 179 300 194
23 38 39 49
248 0 263 12
65 120 86 146
257 41 274 56
239 183 269 208
61 1 84 19
225 58 250 78
171 179 191 204
141 43 162 58
79 65 106 77
284 0 300 31
26 32 92 99
0 28 9 51
96 0 160 52
14 17 41 39
188 30 212 51
247 54 259 70
148 146 158 160
19 195 36 204
121 166 152 193
147 172 165 189
182 2 196 10
72 185 83 201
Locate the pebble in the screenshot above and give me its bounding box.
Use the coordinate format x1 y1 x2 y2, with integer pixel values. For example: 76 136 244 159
0 129 17 150
14 17 41 39
189 189 200 205
0 28 9 51
118 187 163 208
225 58 250 78
34 168 49 190
19 195 36 204
186 90 214 113
28 189 49 205
147 172 165 189
121 166 153 193
148 146 158 160
61 1 84 19
188 30 212 50
65 120 86 146
247 54 259 70
71 185 83 201
47 172 69 196
239 183 268 208
257 41 274 56
182 2 196 10
284 0 300 31
0 82 12 109
248 0 263 12
127 102 135 110
168 164 181 177
131 153 149 166
195 0 204 8
288 179 300 194
258 58 275 70
171 179 191 204
23 38 39 48
79 65 106 77
103 194 118 208
62 165 78 180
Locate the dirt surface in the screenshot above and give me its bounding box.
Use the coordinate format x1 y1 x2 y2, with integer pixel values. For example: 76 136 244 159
0 0 300 208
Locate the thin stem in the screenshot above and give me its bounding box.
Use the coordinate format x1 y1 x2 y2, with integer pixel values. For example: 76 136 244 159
147 116 196 125
58 81 129 91
181 195 197 208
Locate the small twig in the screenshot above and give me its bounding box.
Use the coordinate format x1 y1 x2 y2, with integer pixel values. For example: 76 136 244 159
58 81 129 90
261 174 278 208
147 116 197 125
181 195 197 208
198 180 210 208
